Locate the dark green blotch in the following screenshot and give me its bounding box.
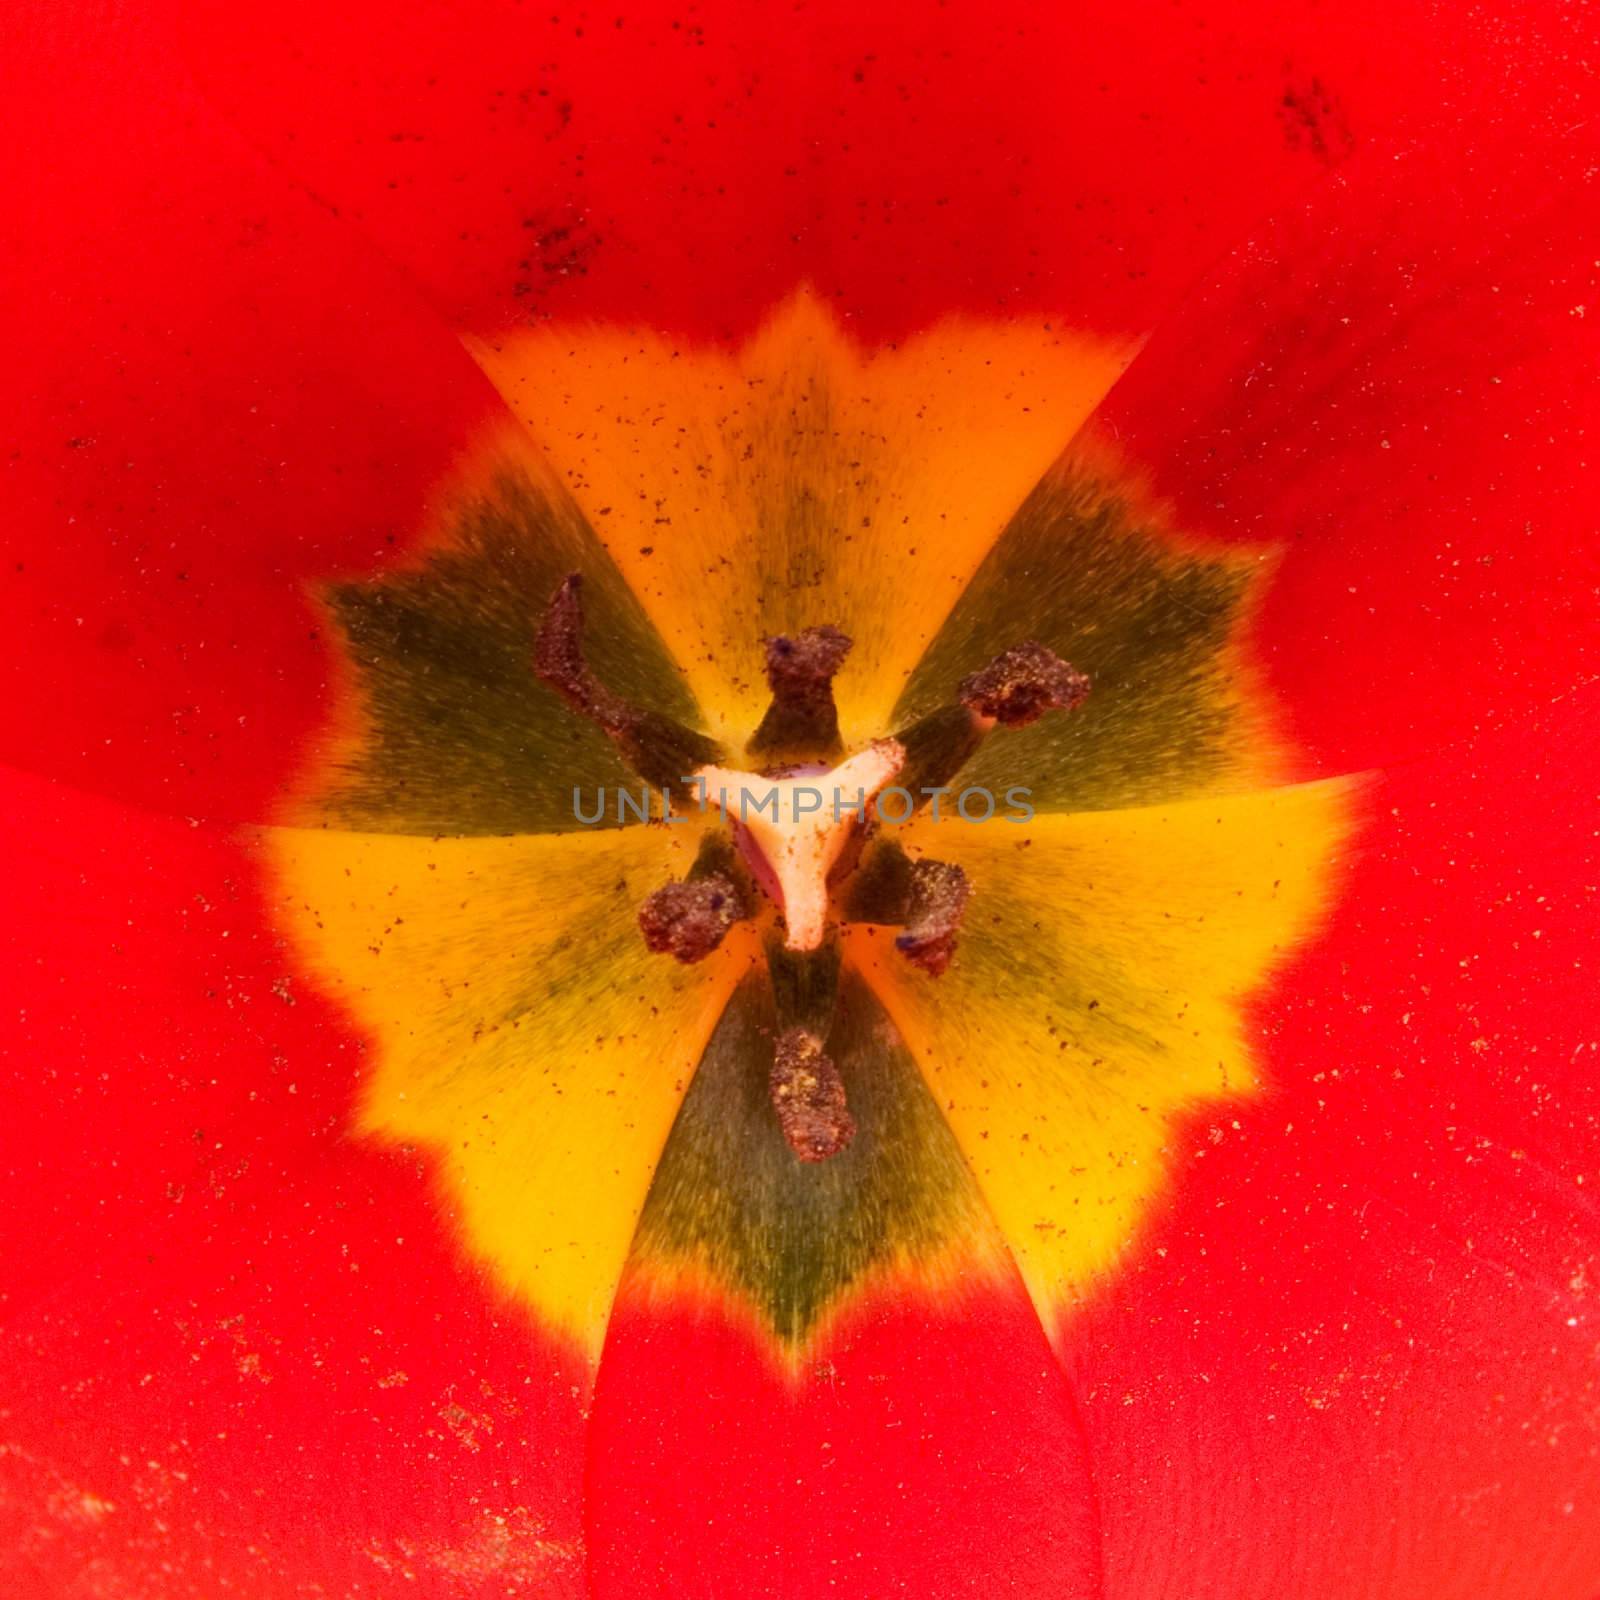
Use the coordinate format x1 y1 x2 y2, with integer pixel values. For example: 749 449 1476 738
631 969 988 1345
894 456 1258 812
315 463 705 834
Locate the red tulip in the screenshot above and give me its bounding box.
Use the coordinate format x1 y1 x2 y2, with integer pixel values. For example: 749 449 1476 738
5 2 1600 1596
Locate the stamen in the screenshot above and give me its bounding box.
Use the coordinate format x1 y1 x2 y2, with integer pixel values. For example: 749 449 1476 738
895 859 972 976
893 703 988 798
696 739 905 951
844 840 972 975
892 641 1091 799
746 625 854 760
765 935 852 1161
534 573 720 789
638 873 744 963
958 641 1091 728
770 1028 855 1162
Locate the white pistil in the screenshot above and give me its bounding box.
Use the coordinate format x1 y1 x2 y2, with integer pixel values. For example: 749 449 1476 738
695 740 905 951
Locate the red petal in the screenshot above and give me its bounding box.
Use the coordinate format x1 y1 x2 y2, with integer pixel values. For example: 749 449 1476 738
180 0 1579 341
1094 123 1600 776
588 1276 1101 1598
3 4 499 816
0 766 589 1595
1062 684 1600 1596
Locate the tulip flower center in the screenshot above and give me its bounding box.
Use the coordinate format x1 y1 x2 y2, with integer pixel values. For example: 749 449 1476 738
695 741 906 952
533 572 1091 1161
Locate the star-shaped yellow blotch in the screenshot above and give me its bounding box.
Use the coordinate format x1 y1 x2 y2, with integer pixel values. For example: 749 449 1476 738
261 294 1354 1360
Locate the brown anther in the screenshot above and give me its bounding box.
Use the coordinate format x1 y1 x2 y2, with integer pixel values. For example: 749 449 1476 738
638 873 744 964
535 574 628 730
894 859 972 976
770 1026 855 1162
958 641 1091 728
534 574 719 788
747 625 854 758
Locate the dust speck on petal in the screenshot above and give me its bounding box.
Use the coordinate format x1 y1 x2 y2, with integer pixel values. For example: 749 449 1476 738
365 1507 583 1588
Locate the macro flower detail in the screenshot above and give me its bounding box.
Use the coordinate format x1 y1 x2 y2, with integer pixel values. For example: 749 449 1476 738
12 3 1600 1595
266 296 1352 1355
